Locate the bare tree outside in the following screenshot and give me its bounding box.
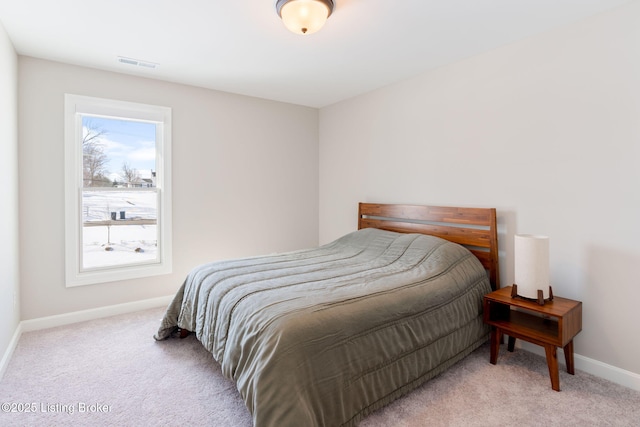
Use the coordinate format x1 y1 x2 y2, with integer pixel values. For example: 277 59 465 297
122 162 142 187
83 122 110 187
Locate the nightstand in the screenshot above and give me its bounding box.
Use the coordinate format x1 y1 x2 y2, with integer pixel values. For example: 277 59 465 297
483 286 582 391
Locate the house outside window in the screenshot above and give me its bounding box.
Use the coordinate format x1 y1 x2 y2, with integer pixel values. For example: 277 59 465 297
64 94 172 287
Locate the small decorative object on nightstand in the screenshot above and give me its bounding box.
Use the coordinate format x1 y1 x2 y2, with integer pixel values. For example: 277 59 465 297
512 234 553 305
483 286 582 391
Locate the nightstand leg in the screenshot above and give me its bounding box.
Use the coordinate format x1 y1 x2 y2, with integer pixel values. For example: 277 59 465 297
544 345 560 391
507 336 516 352
490 327 500 365
564 340 575 375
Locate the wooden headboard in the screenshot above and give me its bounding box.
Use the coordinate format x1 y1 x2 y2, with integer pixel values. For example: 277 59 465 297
358 203 500 290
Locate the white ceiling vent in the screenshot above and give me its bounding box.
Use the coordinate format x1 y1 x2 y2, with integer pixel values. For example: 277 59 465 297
117 56 158 69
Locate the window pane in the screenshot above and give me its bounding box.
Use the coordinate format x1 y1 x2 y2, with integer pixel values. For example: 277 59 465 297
82 189 159 270
80 115 159 270
82 116 156 188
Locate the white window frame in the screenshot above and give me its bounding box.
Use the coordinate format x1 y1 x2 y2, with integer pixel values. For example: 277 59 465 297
64 94 172 287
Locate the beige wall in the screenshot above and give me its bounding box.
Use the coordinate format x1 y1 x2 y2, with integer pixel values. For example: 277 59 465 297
18 57 319 320
0 20 19 366
320 1 640 375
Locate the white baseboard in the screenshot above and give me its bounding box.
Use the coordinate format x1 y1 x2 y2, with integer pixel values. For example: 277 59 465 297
0 322 22 381
20 295 173 332
519 342 640 392
0 295 173 380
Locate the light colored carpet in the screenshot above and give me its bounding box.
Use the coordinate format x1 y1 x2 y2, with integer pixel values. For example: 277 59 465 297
1 307 639 426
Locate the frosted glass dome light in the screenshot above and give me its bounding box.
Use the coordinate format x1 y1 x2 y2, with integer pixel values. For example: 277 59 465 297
276 0 334 35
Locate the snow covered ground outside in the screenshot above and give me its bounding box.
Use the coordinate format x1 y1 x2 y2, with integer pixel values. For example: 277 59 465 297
83 189 157 222
82 190 159 269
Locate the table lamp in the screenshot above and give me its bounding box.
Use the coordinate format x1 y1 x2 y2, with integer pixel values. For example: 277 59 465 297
512 234 553 305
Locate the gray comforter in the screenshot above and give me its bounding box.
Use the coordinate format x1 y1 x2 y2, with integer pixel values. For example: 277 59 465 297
155 228 492 427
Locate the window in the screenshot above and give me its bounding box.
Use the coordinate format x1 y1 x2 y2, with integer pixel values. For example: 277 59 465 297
64 94 172 286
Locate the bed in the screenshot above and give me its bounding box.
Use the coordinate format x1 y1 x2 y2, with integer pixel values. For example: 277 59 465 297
155 203 500 426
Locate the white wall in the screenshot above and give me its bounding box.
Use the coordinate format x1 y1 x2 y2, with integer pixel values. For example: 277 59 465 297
320 1 640 376
0 20 20 369
19 57 319 320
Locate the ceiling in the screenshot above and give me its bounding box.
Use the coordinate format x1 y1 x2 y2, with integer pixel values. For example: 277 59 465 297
0 0 633 108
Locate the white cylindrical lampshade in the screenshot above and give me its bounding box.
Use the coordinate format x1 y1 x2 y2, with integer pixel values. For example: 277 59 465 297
514 234 550 300
279 0 331 35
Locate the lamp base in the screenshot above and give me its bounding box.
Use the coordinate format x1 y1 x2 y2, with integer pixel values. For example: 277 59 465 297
511 284 554 305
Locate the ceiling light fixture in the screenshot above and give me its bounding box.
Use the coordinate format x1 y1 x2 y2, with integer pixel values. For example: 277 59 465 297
276 0 334 35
